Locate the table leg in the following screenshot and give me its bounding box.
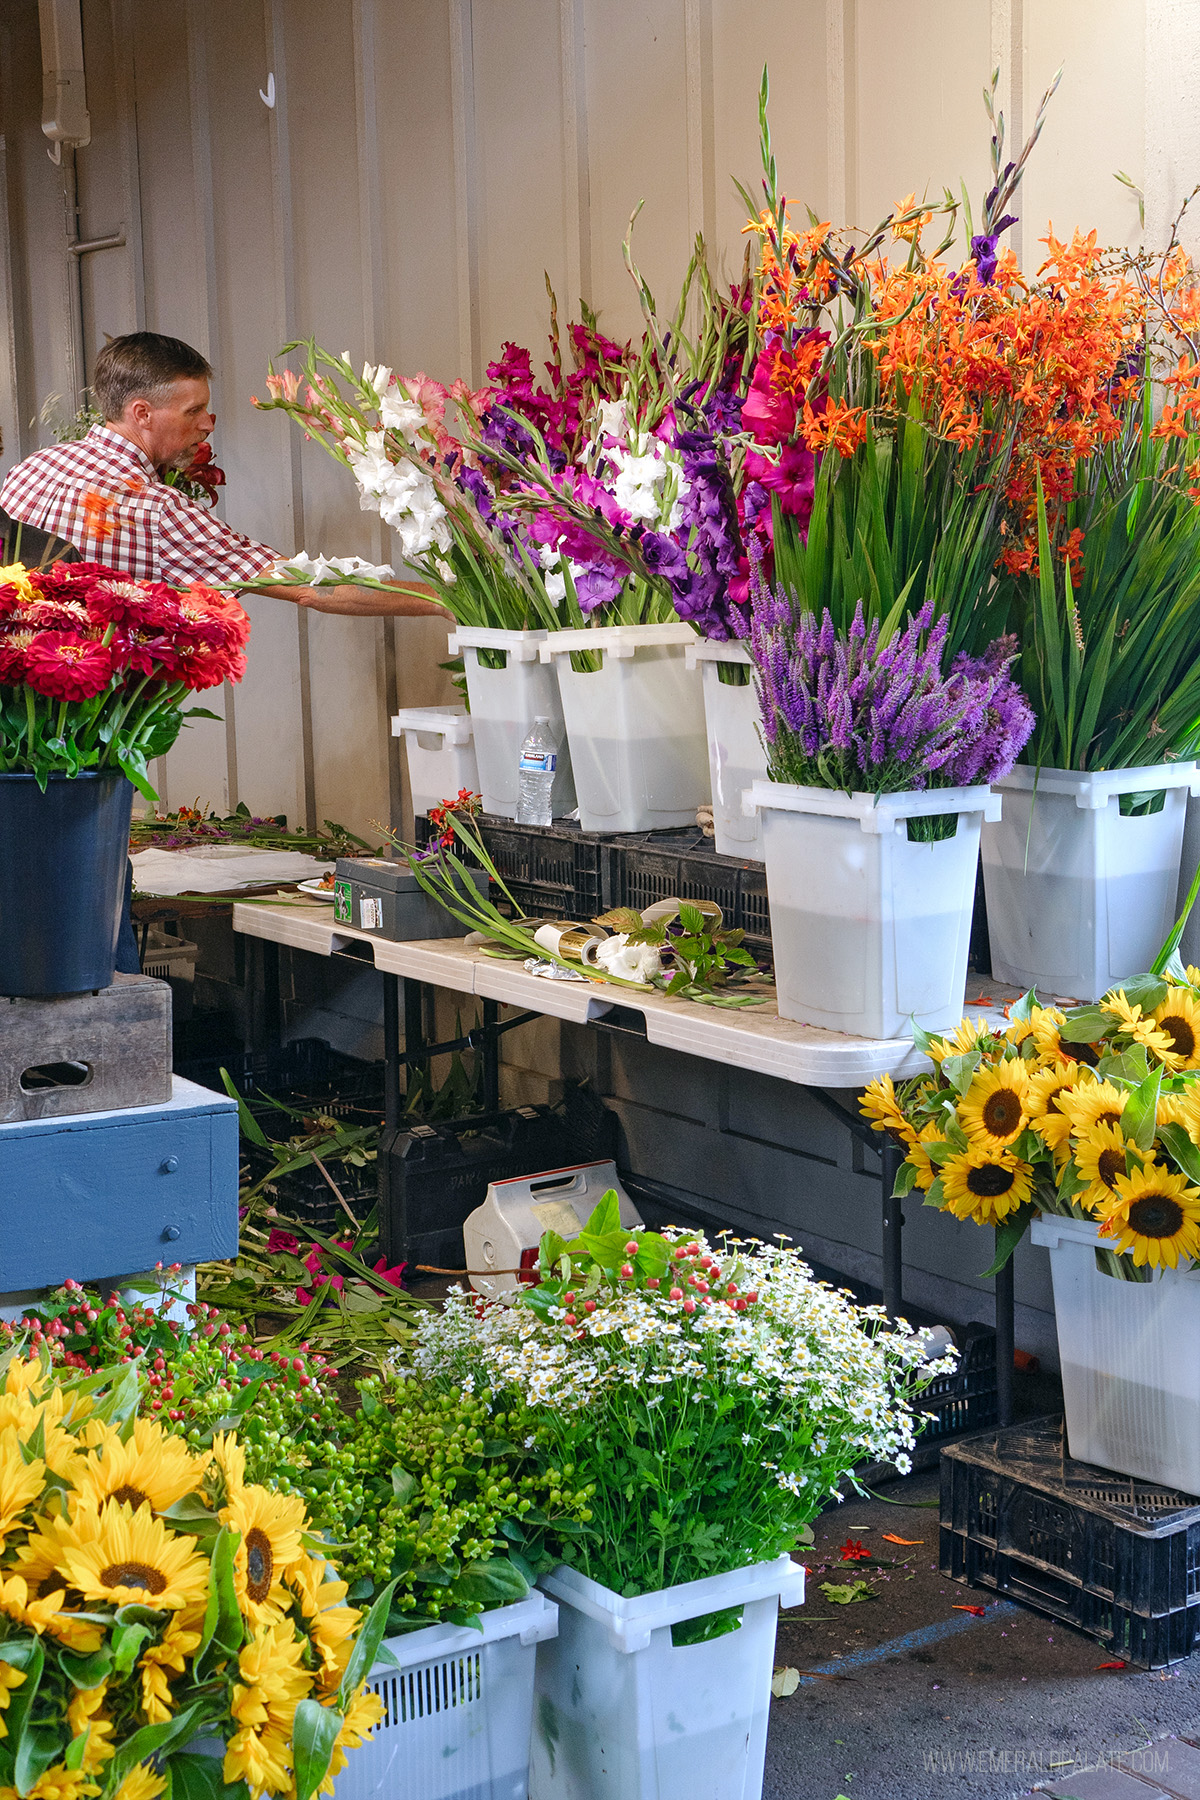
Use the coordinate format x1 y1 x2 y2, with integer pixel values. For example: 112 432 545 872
880 1140 904 1318
382 974 401 1134
481 998 500 1113
403 977 426 1104
995 1243 1015 1427
262 940 281 1050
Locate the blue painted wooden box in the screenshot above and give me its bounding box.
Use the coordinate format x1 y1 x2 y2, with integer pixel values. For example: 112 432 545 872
0 1076 238 1291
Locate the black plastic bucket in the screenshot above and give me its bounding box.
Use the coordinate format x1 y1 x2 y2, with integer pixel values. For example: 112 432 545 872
0 771 134 995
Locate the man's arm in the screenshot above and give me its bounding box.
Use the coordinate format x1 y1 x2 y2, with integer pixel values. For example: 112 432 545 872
247 580 453 619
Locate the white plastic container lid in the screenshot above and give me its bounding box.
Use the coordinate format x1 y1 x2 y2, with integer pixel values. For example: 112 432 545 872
390 705 474 745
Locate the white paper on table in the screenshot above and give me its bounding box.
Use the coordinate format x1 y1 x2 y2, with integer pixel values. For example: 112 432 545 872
129 846 335 894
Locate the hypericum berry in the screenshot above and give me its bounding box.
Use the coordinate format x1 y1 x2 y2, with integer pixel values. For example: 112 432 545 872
683 1298 696 1314
669 1287 684 1301
745 1291 759 1304
583 1299 596 1313
563 1313 577 1327
645 1277 660 1289
619 1264 634 1280
624 1241 638 1256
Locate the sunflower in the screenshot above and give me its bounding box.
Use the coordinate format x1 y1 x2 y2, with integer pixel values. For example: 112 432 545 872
1104 990 1173 1057
74 1419 202 1519
1025 1060 1084 1154
11 1513 105 1655
221 1485 307 1625
323 1684 384 1791
111 1767 167 1800
24 1763 99 1800
139 1617 202 1724
1096 1161 1200 1269
57 1501 210 1613
232 1620 309 1729
859 1074 916 1148
940 1147 1034 1225
289 1561 361 1690
0 1429 46 1546
0 1572 70 1634
1072 1121 1140 1213
1031 1004 1101 1068
903 1121 945 1194
927 1017 992 1063
66 1683 115 1775
1150 990 1200 1071
0 1659 26 1738
1057 1079 1129 1139
223 1725 293 1799
209 1431 246 1507
1003 1011 1034 1047
957 1061 1029 1148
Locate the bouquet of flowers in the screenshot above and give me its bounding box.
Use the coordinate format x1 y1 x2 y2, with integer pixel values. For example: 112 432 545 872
861 965 1200 1278
0 560 249 800
0 1352 391 1800
412 1194 953 1616
749 586 1034 830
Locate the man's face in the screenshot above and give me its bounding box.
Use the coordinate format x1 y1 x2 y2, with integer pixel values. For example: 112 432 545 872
126 377 214 471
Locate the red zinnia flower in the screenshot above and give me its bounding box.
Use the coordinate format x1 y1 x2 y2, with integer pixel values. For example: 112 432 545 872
86 576 181 632
0 628 37 683
22 631 114 701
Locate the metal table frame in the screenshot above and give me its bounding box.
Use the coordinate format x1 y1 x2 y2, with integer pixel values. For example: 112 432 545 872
236 903 1017 1422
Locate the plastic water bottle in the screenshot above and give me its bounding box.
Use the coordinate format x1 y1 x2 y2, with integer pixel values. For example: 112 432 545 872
516 716 557 826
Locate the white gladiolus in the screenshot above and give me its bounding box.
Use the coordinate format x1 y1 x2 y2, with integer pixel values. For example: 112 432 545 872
596 396 628 444
379 390 426 439
346 434 452 556
269 551 396 584
609 432 690 530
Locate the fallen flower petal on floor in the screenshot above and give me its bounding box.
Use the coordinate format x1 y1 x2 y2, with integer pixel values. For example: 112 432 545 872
951 1604 987 1615
839 1537 871 1560
771 1667 801 1697
1095 1659 1128 1670
881 1533 924 1545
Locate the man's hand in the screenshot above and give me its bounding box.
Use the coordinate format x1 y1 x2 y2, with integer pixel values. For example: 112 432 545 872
247 579 453 620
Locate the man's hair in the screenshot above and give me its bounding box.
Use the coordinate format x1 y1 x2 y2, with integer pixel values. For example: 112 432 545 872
92 333 212 420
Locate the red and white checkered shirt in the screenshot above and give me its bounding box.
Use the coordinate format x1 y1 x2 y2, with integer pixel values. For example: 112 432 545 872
0 425 277 586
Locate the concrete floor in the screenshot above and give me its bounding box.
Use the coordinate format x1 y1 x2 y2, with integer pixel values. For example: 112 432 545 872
764 1388 1200 1800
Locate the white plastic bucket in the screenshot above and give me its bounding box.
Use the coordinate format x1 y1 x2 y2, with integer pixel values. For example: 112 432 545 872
747 780 999 1040
334 1590 559 1800
391 707 480 820
530 1554 805 1800
982 764 1200 1002
540 624 709 833
1031 1214 1200 1493
449 627 576 820
686 639 765 860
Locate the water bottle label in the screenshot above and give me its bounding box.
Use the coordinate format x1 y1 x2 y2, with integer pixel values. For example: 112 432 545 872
519 751 557 773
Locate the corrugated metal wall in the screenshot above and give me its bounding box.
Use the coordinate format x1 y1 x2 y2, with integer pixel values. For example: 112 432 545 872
0 0 1167 839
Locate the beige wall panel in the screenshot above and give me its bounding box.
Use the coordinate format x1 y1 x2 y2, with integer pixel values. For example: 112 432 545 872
0 0 77 460
128 2 205 361
471 0 570 366
710 2 828 272
374 1 461 382
581 0 693 340
854 0 991 254
76 0 137 360
1022 0 1144 256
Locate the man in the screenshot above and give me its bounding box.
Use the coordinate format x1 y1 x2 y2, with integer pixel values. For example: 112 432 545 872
0 331 448 619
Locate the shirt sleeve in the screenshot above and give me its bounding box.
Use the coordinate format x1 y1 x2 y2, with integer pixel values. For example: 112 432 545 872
153 488 278 586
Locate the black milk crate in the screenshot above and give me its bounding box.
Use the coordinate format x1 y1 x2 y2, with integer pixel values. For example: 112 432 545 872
611 828 772 958
915 1322 998 1444
380 1085 619 1272
417 813 610 924
178 1036 384 1130
940 1416 1200 1667
243 1138 379 1236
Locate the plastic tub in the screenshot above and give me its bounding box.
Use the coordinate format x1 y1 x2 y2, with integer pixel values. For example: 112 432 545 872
531 1553 804 1800
449 627 576 820
686 639 766 860
540 624 709 833
334 1590 558 1800
747 779 1000 1039
139 927 200 983
1031 1213 1200 1494
982 764 1200 1001
391 707 480 820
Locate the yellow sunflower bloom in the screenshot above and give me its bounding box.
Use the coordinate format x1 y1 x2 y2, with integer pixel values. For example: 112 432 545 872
1030 1005 1101 1068
927 1016 992 1064
318 1684 384 1792
903 1121 945 1195
1071 1121 1140 1214
0 1573 72 1635
66 1684 114 1776
0 1430 46 1547
1186 965 1200 988
1149 990 1200 1071
221 1486 307 1626
24 1762 99 1800
958 1060 1029 1149
1096 1161 1200 1269
940 1147 1034 1226
74 1419 202 1519
210 1432 246 1507
1057 1079 1129 1139
1104 990 1174 1057
1025 1060 1084 1154
232 1621 309 1730
0 1660 25 1738
56 1502 209 1613
12 1509 105 1655
223 1724 293 1798
859 1074 916 1148
111 1767 166 1800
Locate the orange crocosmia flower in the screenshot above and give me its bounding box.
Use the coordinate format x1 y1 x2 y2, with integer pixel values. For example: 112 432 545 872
891 193 933 244
81 489 117 541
